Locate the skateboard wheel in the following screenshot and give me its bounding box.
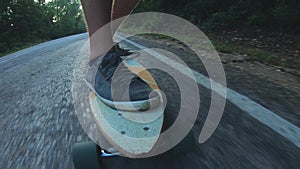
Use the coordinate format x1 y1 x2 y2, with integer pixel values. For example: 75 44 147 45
72 142 102 169
168 131 196 155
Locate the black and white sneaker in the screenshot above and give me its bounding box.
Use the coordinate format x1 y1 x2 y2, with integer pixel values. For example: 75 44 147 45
86 45 161 111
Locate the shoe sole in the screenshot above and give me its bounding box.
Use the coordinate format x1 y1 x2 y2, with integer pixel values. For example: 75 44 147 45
85 79 162 112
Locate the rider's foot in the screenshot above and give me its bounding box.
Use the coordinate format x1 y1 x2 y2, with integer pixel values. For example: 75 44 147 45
86 44 132 92
86 45 161 111
113 43 132 56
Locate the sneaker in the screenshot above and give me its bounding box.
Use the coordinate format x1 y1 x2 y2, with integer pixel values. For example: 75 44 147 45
86 46 161 111
85 44 134 92
113 43 132 56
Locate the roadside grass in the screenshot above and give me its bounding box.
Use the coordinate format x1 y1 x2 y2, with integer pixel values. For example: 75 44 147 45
211 40 237 53
119 18 296 69
211 40 279 64
136 34 282 67
142 33 174 41
247 49 276 64
0 40 47 58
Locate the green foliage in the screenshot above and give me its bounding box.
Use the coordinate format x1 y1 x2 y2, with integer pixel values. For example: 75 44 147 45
212 40 236 53
212 38 279 65
134 0 161 12
249 49 276 64
0 0 86 54
2 0 299 55
136 0 300 33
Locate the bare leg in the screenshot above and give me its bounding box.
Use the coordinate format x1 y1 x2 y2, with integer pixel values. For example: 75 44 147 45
80 0 140 60
80 0 113 60
111 0 140 35
80 0 161 112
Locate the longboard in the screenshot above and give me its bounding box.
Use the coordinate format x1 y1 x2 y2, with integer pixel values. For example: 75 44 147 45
72 54 196 169
89 57 165 158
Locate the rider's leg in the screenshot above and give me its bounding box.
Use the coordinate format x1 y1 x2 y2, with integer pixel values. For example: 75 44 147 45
81 0 160 111
110 0 140 35
80 0 114 61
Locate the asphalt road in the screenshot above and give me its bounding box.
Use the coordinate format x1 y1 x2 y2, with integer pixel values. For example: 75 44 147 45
0 33 299 169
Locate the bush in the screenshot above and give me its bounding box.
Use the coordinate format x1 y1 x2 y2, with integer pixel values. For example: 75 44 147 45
135 0 300 33
0 0 86 55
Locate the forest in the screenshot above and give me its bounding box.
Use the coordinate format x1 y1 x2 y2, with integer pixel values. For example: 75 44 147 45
136 0 300 33
0 0 299 56
0 0 86 54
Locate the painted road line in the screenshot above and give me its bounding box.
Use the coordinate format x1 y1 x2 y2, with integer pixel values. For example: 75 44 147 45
116 34 300 149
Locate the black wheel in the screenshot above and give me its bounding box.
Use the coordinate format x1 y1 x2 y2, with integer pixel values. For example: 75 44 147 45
72 142 102 169
168 131 196 155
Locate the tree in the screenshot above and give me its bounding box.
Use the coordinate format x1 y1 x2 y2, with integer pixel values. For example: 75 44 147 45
0 0 86 53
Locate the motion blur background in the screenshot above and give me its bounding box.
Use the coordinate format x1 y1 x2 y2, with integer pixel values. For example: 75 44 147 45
0 1 299 168
1 0 299 70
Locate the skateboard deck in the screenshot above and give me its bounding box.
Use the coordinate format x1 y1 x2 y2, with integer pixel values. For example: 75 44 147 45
89 57 165 158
